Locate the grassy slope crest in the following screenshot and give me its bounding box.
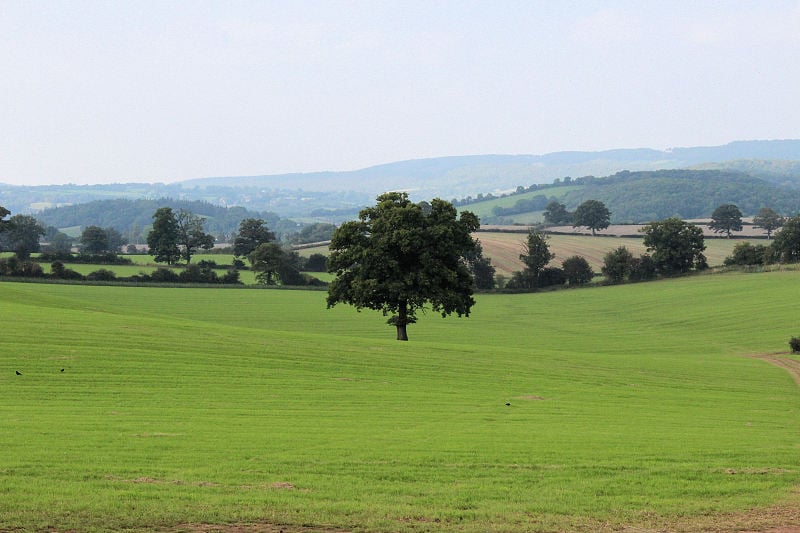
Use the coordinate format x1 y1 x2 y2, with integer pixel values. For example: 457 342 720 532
1 273 799 531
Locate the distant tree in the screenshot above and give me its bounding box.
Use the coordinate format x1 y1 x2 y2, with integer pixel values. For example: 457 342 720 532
724 242 769 266
250 242 291 285
561 255 593 285
80 226 110 254
641 218 707 275
176 210 215 264
573 200 611 236
105 227 127 251
303 253 328 272
327 192 479 341
543 201 572 225
507 229 553 289
537 266 566 287
288 222 336 245
464 240 496 290
233 218 275 259
601 246 634 283
709 204 743 238
0 215 46 260
86 269 117 282
47 232 74 255
771 216 800 263
147 207 181 265
752 207 784 239
628 254 657 282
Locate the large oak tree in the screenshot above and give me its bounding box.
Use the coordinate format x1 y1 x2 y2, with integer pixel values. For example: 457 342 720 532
327 192 480 341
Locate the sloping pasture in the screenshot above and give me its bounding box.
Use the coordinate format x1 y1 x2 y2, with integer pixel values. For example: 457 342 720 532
1 273 799 532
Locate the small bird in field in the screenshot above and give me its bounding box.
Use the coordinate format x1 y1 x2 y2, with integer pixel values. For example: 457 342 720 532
15 371 22 376
505 402 510 406
60 368 65 372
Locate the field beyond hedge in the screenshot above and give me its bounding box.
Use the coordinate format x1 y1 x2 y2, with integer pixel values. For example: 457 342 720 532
2 273 799 532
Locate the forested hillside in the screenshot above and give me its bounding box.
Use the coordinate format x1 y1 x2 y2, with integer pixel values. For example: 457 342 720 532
34 199 296 241
560 170 800 222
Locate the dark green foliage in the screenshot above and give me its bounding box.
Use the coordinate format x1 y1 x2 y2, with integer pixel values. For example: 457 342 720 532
35 198 285 243
724 242 769 266
250 242 285 285
47 232 74 254
38 252 132 265
628 255 657 282
790 337 800 354
147 207 181 265
602 246 634 283
572 200 611 235
0 257 44 277
0 214 46 259
49 261 84 280
233 218 275 258
220 269 242 284
149 268 181 283
752 207 784 239
288 223 336 245
560 169 800 223
86 269 117 282
561 256 593 285
538 266 566 287
507 230 555 290
543 201 573 225
80 226 110 254
641 218 707 275
327 192 479 341
709 204 743 238
179 264 219 284
464 241 496 290
176 210 215 264
771 216 800 263
303 253 328 272
520 230 554 277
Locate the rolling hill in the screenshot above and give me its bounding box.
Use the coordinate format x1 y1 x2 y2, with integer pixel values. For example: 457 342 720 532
3 139 800 218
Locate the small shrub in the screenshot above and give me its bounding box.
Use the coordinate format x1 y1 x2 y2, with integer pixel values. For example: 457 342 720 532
561 256 593 285
86 269 117 281
537 267 566 288
790 337 800 354
150 268 181 283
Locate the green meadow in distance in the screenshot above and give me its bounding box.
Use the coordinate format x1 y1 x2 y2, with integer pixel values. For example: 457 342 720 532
1 272 799 531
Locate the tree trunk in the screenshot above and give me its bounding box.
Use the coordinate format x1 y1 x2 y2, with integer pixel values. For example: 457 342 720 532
396 300 409 341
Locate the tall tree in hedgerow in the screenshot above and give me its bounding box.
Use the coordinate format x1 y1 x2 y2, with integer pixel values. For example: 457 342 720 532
507 229 554 289
709 204 743 238
573 199 611 236
175 209 215 264
147 207 181 265
233 218 276 260
641 218 707 275
0 214 45 260
772 216 800 263
752 207 784 239
327 192 480 341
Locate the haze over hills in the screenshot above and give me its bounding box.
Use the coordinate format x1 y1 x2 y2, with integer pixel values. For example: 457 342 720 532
2 140 800 218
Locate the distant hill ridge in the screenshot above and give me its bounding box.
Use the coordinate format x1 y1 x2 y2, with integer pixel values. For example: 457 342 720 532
2 139 800 218
177 139 800 196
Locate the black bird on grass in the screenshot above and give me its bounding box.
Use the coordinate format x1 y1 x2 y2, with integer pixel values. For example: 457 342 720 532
60 368 65 372
15 370 21 376
505 402 510 406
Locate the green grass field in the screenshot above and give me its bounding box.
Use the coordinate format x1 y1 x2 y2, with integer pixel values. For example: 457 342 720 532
2 273 799 531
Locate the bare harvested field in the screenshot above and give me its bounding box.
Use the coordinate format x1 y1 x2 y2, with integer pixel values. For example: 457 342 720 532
476 230 752 277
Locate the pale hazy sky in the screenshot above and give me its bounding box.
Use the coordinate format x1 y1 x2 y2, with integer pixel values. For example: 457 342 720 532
1 1 799 186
